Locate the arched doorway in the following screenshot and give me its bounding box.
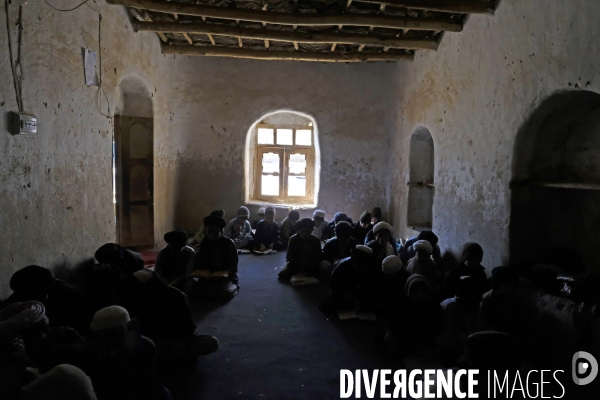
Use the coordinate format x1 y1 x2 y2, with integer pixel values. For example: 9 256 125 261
406 127 435 230
114 76 154 247
510 90 600 272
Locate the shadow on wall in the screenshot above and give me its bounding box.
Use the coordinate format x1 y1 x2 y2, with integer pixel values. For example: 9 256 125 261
510 90 600 273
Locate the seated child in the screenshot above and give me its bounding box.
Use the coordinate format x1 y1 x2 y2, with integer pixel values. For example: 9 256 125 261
154 231 195 285
279 210 300 245
405 240 441 282
191 215 239 299
3 265 83 330
278 218 322 280
436 276 484 363
481 267 527 341
366 222 396 263
189 209 225 247
312 210 328 240
84 306 169 400
385 274 443 354
118 270 219 366
443 242 488 300
224 206 254 249
400 230 442 264
22 364 98 400
352 211 373 245
364 220 398 251
251 207 266 229
320 245 373 312
322 212 349 241
95 243 144 277
254 207 284 251
320 221 356 277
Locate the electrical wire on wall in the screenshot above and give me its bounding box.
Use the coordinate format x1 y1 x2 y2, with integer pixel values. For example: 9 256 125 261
44 0 91 12
4 0 24 112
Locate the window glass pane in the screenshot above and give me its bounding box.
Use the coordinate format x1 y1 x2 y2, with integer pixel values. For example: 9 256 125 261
257 128 274 144
262 152 280 174
261 175 279 196
289 153 306 174
288 176 306 197
277 129 293 145
295 129 312 146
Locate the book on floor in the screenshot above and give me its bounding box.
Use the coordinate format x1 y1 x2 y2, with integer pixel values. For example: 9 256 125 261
337 310 377 321
190 270 229 279
238 249 251 254
290 274 319 286
252 249 277 255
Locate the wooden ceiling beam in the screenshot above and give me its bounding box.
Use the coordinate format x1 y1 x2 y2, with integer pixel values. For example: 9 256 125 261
107 0 463 31
134 21 440 50
352 0 495 14
161 43 414 62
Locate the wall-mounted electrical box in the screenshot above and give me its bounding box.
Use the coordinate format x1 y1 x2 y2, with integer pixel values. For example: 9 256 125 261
10 112 37 136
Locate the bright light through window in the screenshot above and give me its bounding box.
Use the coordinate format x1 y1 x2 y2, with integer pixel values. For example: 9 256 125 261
289 153 306 174
262 152 280 174
295 129 312 146
288 175 306 196
261 174 279 196
277 129 293 145
258 128 274 144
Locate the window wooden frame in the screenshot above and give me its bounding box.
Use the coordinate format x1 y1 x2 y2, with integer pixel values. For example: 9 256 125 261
253 123 315 204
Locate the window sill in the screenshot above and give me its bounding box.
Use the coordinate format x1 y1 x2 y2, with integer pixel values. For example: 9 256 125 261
246 199 317 209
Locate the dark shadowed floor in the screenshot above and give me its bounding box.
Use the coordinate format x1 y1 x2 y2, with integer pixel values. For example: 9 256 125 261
163 251 404 400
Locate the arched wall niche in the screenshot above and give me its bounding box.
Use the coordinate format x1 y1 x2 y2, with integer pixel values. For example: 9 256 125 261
406 126 435 230
115 75 153 118
510 90 600 272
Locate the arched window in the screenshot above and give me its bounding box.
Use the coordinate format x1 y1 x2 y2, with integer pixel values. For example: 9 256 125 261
406 127 435 230
245 111 319 206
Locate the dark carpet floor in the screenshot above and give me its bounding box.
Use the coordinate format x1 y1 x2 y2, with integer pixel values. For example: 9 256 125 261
164 251 405 400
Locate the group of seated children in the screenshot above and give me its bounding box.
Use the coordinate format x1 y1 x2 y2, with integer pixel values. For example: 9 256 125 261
0 247 221 399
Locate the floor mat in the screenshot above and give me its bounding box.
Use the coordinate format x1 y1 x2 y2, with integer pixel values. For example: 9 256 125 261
165 251 404 400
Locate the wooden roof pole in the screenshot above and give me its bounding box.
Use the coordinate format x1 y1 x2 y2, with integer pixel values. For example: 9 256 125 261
161 43 415 62
134 21 440 50
106 0 463 31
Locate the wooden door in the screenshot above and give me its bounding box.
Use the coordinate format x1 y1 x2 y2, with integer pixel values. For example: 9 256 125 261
115 116 154 247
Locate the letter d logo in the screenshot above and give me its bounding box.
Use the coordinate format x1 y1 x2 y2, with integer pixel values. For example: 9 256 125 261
572 351 598 385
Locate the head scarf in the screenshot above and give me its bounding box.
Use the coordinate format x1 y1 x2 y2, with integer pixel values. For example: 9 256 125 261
413 240 433 254
258 207 266 215
382 256 403 275
94 243 122 265
203 215 227 229
265 206 276 215
352 245 373 265
22 364 97 400
417 231 439 246
455 276 482 303
404 274 431 297
461 242 484 263
333 212 348 223
288 210 300 221
90 306 130 332
236 206 250 218
210 209 225 218
164 230 188 248
10 266 56 298
313 210 325 219
359 211 372 224
373 221 392 235
295 218 315 230
371 207 382 220
335 221 352 235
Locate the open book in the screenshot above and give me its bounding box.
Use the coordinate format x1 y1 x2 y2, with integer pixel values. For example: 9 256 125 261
238 249 252 254
252 249 277 255
190 270 230 279
290 274 319 286
337 310 377 321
